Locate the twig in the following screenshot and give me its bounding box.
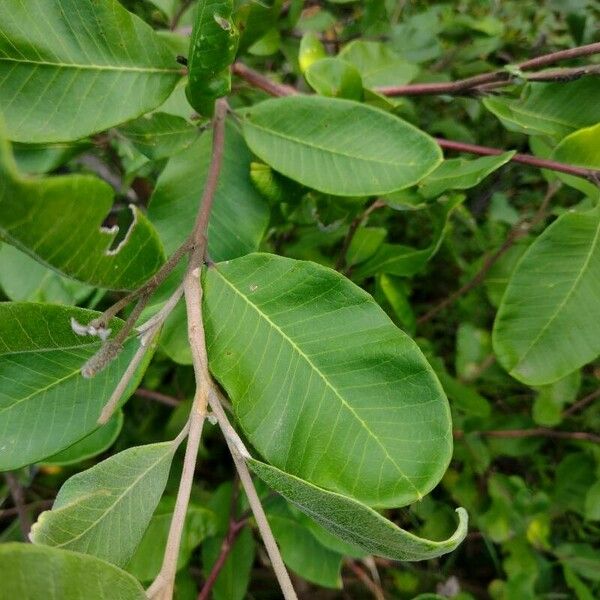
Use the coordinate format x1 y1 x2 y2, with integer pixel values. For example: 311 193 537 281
208 386 298 600
170 0 193 30
230 63 600 183
345 560 385 600
563 387 600 417
4 472 31 540
436 138 600 182
147 100 228 600
232 62 299 97
0 499 53 521
134 388 181 408
418 183 560 325
97 328 159 425
455 428 600 444
198 480 248 600
377 42 600 96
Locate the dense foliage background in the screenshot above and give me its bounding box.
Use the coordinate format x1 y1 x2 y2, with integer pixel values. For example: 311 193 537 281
1 1 599 599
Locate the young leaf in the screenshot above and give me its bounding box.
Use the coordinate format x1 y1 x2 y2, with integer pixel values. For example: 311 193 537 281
30 440 180 567
0 543 146 599
339 40 419 88
0 128 164 291
493 206 600 385
304 58 363 100
249 459 468 561
241 96 442 196
186 0 239 116
0 0 182 143
148 121 269 260
0 304 148 470
203 253 452 508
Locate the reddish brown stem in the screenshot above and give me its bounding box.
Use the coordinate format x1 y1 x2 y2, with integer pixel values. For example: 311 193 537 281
563 387 600 417
378 42 600 96
4 473 31 540
232 63 299 98
436 138 600 182
134 388 181 407
346 560 386 600
197 519 247 600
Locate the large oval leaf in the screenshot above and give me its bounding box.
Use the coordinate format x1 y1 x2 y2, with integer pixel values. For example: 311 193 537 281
0 0 182 143
0 303 148 470
31 441 179 567
241 96 442 196
203 253 452 508
0 129 164 291
0 543 145 600
493 206 600 385
249 459 468 561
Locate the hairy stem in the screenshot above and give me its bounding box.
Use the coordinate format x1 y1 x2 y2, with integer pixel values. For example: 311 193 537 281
208 387 298 600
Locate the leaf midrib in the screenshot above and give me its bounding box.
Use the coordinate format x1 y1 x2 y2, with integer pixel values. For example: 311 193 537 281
48 447 174 549
245 119 419 168
212 267 422 498
0 56 180 74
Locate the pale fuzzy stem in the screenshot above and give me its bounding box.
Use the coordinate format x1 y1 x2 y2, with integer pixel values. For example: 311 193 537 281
97 329 158 425
208 388 299 600
147 272 211 600
137 283 185 337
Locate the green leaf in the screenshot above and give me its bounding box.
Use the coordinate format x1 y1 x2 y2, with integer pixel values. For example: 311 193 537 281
12 140 91 175
0 543 145 599
41 411 124 467
148 121 269 260
118 113 201 161
203 253 452 508
0 243 92 304
31 440 180 567
418 152 514 199
339 40 419 88
0 0 182 143
584 480 600 522
305 58 363 100
483 79 600 139
186 0 239 116
493 206 600 385
0 129 164 291
267 498 344 588
346 227 387 267
0 303 148 470
126 501 216 582
249 459 468 560
352 194 464 280
241 96 442 196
